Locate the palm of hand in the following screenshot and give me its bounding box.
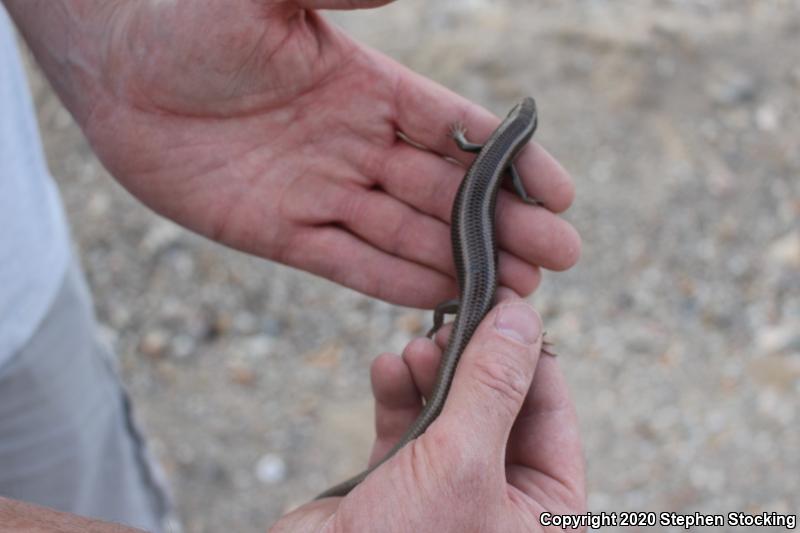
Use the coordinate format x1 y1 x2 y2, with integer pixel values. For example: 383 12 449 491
81 0 578 307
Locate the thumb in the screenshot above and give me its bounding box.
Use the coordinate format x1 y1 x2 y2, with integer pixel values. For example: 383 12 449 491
438 299 543 455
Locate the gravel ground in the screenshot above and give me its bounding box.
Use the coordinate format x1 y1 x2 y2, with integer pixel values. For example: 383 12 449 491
23 1 799 531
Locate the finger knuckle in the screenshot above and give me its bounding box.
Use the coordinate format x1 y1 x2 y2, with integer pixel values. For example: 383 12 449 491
471 351 530 415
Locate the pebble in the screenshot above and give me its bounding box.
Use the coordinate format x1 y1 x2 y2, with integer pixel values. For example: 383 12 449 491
757 389 795 424
87 192 111 217
237 335 274 360
756 322 800 356
706 69 757 105
395 312 424 335
766 231 800 269
140 220 183 253
227 362 257 387
755 104 779 131
254 453 287 485
171 334 197 359
262 317 283 337
209 311 233 338
139 330 169 359
749 356 800 389
303 342 342 369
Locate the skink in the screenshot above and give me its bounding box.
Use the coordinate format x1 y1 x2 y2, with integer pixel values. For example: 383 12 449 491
317 96 540 499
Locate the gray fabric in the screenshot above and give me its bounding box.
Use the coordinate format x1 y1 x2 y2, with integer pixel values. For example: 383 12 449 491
0 4 71 367
0 260 174 532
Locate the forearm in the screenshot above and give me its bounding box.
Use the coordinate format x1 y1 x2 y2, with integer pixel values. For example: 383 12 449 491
3 0 126 125
0 497 145 533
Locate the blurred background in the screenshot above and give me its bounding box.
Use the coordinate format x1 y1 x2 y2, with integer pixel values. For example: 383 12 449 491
23 0 798 531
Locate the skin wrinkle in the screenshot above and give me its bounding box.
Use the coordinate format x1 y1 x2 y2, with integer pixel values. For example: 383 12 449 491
124 4 330 117
400 215 453 275
100 3 136 102
382 199 418 258
188 122 296 242
470 353 532 420
285 225 442 305
49 1 78 103
508 464 583 513
524 448 585 507
378 141 463 224
277 173 332 224
334 184 374 228
526 477 584 522
296 7 325 63
26 1 110 121
110 115 231 176
347 190 430 263
225 26 272 101
265 8 349 108
234 9 298 97
352 133 394 186
203 154 260 244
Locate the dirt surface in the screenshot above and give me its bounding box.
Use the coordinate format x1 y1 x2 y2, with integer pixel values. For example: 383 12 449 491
25 1 798 531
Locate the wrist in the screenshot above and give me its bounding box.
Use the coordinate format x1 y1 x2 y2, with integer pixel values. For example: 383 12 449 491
3 0 130 124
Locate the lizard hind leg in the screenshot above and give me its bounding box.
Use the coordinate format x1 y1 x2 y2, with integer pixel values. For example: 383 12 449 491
426 299 460 338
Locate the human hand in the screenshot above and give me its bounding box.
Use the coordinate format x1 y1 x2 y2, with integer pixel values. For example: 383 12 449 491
272 291 585 532
10 0 579 307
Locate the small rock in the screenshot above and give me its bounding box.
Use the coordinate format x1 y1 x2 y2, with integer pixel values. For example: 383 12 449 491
209 311 233 338
165 249 195 277
304 342 342 369
139 330 169 359
766 231 800 269
87 192 110 217
755 105 779 131
255 453 287 485
140 220 182 253
240 335 274 359
756 388 795 424
755 323 800 357
749 355 800 389
395 312 424 335
228 362 257 387
171 334 196 359
262 317 283 337
706 69 757 105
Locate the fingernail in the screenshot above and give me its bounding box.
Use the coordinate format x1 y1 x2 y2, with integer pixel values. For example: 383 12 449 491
494 302 541 345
